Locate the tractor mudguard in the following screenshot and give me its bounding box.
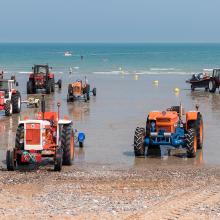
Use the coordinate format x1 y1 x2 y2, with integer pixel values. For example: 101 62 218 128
148 111 160 120
48 73 54 79
186 111 198 130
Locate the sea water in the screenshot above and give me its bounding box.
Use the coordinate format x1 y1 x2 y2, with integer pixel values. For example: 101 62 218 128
0 43 220 75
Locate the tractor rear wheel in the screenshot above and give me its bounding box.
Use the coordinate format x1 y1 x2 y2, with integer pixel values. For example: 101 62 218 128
12 92 21 113
51 78 55 92
68 84 73 95
15 124 24 165
61 124 74 165
134 127 145 157
186 128 197 158
46 80 51 94
27 81 33 94
209 79 216 93
92 88 97 96
6 150 16 171
54 147 63 171
5 100 12 116
196 114 203 149
85 84 90 100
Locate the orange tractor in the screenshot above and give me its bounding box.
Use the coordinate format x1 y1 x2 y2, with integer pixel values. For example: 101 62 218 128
134 104 203 158
6 96 85 171
67 78 96 102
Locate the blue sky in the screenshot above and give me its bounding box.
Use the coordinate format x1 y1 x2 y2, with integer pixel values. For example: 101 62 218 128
0 0 219 42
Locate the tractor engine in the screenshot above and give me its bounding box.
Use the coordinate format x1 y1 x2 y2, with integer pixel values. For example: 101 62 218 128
34 74 45 87
147 111 184 146
73 82 82 95
154 111 179 133
24 120 57 151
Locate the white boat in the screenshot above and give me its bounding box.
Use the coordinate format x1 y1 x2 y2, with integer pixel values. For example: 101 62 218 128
64 51 72 57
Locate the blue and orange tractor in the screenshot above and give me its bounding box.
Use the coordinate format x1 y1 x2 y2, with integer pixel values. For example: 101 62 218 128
134 105 203 158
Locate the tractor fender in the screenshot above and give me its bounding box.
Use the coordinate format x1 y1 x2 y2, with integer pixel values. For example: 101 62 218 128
48 73 54 79
148 111 160 120
11 89 17 94
29 73 34 78
186 111 198 130
58 119 72 125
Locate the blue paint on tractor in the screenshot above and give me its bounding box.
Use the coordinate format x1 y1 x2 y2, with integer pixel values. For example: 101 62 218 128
145 123 186 148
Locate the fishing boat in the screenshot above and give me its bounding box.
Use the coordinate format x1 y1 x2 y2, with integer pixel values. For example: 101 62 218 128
186 69 212 91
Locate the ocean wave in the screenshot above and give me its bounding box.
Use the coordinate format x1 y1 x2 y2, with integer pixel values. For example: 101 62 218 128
18 71 32 74
150 68 176 71
93 70 194 75
93 71 129 75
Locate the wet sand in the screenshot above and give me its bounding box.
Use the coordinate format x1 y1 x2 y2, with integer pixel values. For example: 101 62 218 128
0 73 220 219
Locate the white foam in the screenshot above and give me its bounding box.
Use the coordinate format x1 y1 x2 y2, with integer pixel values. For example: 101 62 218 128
18 71 33 74
93 70 194 76
150 68 176 71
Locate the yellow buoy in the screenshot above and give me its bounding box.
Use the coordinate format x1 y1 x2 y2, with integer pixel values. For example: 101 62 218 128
174 87 180 93
153 80 159 86
134 74 139 80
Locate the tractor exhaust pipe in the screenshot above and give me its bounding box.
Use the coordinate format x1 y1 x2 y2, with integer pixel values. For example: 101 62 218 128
41 95 45 119
57 102 61 120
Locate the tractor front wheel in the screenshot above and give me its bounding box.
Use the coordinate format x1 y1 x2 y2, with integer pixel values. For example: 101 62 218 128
134 127 145 157
93 88 97 96
186 128 197 158
54 147 63 171
12 92 21 113
6 150 16 171
27 81 33 94
61 124 74 165
46 80 51 94
5 100 13 116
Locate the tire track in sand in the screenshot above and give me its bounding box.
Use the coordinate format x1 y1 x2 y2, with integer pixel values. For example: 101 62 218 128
126 185 220 220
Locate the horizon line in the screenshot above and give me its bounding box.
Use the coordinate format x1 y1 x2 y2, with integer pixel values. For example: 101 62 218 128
0 41 220 44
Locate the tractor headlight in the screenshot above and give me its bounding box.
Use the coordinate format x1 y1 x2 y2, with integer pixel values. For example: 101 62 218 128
151 121 156 132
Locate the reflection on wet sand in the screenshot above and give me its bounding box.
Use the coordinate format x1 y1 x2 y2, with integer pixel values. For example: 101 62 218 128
134 147 203 167
67 102 90 121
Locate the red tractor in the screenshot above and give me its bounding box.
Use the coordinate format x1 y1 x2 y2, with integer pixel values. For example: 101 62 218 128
0 79 21 116
134 104 203 158
6 96 85 171
67 78 96 102
27 64 62 94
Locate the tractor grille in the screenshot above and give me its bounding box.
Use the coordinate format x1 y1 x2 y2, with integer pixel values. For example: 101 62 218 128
26 123 41 145
157 118 171 122
157 126 172 132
